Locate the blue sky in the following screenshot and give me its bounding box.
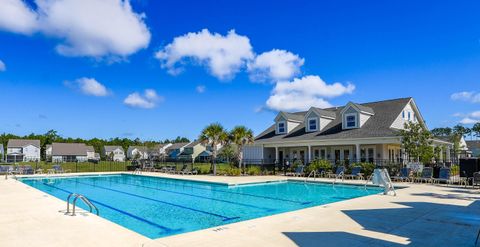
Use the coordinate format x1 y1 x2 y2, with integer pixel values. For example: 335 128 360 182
0 0 479 140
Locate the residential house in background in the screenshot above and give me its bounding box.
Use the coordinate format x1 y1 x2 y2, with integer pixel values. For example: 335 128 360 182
178 141 206 162
0 144 4 161
127 146 149 160
103 146 126 161
6 139 41 162
165 142 189 158
467 141 480 157
50 143 95 162
148 143 173 160
245 98 454 165
45 144 52 161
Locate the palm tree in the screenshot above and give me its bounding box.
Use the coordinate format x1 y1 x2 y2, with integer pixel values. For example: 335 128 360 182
199 123 228 175
230 126 254 171
473 122 480 140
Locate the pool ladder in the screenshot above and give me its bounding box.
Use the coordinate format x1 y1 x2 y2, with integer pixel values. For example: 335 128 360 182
132 168 142 175
66 193 99 216
304 170 317 183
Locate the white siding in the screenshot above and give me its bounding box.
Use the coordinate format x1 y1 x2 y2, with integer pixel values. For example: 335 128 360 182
243 145 264 161
287 121 300 133
391 101 417 129
359 113 370 127
319 118 333 131
22 144 40 161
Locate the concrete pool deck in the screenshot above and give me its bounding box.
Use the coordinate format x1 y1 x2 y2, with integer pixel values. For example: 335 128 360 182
1 172 479 247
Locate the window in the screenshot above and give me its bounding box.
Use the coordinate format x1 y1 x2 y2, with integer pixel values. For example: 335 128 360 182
345 114 357 128
402 110 405 119
307 117 318 131
277 121 286 134
408 112 411 121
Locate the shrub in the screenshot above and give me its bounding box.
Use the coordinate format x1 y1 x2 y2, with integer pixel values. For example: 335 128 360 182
450 165 459 176
353 162 375 177
246 166 262 176
306 159 332 173
227 167 242 176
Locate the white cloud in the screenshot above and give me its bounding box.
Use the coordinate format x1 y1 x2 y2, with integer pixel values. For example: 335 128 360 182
457 111 480 124
451 91 480 103
247 49 304 82
155 29 254 80
196 85 206 93
0 60 5 71
65 77 110 96
0 0 38 34
459 117 478 125
0 0 150 58
266 75 355 111
124 89 163 109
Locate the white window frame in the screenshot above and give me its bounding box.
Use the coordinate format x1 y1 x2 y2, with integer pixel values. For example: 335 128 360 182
277 120 286 134
307 117 318 132
344 113 358 129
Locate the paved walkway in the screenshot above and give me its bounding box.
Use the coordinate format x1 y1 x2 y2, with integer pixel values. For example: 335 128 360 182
0 172 479 247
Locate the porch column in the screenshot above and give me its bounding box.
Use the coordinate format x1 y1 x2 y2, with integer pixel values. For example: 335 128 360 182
308 145 312 163
355 143 361 163
445 146 451 161
275 146 279 163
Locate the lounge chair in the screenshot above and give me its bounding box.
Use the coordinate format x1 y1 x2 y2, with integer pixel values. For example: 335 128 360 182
472 172 480 188
327 166 345 180
433 167 451 185
180 166 198 175
52 165 71 174
414 167 433 183
392 167 411 182
20 165 34 175
287 165 304 177
345 166 363 180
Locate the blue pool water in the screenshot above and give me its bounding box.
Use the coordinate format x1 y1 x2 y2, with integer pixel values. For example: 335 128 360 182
20 174 382 239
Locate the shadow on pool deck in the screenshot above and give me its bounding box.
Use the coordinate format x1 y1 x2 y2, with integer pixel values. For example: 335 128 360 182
284 200 480 247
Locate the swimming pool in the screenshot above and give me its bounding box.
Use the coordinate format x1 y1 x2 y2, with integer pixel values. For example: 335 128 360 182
20 174 382 239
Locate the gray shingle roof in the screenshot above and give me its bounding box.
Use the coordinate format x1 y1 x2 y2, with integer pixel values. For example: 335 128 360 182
7 139 41 148
103 145 124 152
310 107 336 119
351 102 375 115
51 143 88 156
255 98 411 143
282 112 305 122
165 142 189 151
466 141 480 150
185 140 202 148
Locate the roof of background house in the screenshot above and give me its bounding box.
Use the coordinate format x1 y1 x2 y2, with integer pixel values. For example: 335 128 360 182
165 142 189 151
103 145 124 152
255 98 413 143
7 139 41 148
51 143 89 156
127 146 148 153
466 141 480 150
86 146 94 152
185 140 202 148
434 136 454 142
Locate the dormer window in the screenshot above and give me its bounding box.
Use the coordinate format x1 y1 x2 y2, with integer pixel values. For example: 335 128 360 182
307 117 318 132
408 112 411 121
277 121 286 134
345 113 357 128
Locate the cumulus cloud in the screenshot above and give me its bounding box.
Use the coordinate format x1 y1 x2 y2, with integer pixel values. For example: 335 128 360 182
451 91 480 103
0 60 5 71
456 111 480 124
247 49 304 82
65 77 110 96
0 0 38 34
266 75 355 111
196 85 206 93
0 0 150 58
124 89 163 109
155 29 254 80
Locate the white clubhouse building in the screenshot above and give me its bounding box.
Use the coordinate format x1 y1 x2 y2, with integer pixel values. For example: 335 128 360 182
245 97 454 165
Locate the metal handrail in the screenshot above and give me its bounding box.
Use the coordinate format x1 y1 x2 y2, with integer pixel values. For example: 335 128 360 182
66 193 99 216
304 170 316 183
132 168 142 175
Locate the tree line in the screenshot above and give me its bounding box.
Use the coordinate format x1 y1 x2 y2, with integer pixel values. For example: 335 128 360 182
400 122 480 164
0 130 190 160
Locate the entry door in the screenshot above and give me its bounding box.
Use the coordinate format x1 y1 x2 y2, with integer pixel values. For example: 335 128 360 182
279 151 284 163
367 148 374 163
334 150 341 164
